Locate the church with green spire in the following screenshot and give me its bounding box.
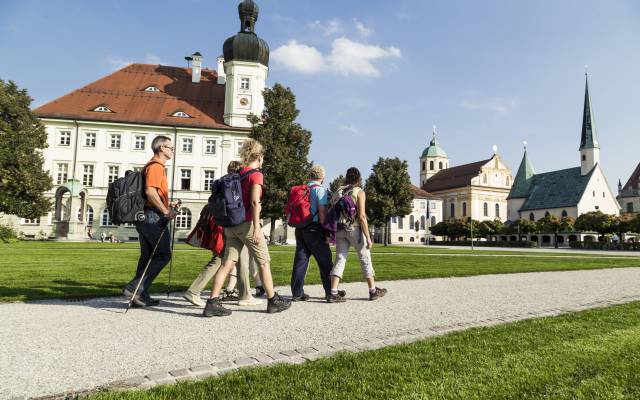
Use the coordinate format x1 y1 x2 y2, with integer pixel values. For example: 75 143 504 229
507 74 620 226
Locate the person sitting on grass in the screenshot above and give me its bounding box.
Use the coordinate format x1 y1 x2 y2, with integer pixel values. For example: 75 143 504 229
203 139 291 317
327 167 387 302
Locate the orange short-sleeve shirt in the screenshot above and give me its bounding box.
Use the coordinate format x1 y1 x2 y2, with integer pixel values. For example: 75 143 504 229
144 160 169 208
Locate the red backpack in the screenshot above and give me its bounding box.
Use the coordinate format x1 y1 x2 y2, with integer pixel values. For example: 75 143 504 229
285 184 320 228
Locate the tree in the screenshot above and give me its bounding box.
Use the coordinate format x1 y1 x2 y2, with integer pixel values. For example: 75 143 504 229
430 221 448 240
328 174 345 195
248 84 312 244
364 157 413 245
536 214 562 248
0 79 53 218
478 219 504 240
631 214 640 234
575 211 614 238
447 219 468 241
611 214 634 239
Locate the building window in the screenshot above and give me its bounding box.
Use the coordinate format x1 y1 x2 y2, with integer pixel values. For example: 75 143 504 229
109 134 121 149
144 86 160 92
134 135 146 150
205 139 217 155
602 192 605 198
625 203 634 213
462 202 467 217
101 209 113 226
235 140 245 157
431 202 436 209
431 216 436 226
240 77 250 90
86 206 94 226
582 154 586 161
180 169 191 190
172 111 191 118
56 163 69 184
410 237 415 242
93 105 112 113
176 208 192 229
529 213 535 221
398 236 403 242
409 215 415 230
595 205 600 210
562 210 568 217
82 165 94 186
107 166 120 184
495 204 500 218
203 170 215 191
420 216 425 230
430 161 434 170
450 203 455 217
398 217 404 229
182 138 193 153
439 161 443 169
84 132 96 147
483 202 488 217
58 131 71 146
22 217 40 225
483 174 488 184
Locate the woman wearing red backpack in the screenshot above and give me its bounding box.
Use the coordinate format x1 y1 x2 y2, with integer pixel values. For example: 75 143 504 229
328 167 387 302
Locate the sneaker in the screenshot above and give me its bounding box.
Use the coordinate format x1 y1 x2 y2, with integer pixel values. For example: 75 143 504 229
267 293 292 314
238 296 265 306
123 287 146 307
183 292 205 307
220 288 239 301
141 294 160 306
203 298 232 317
338 290 347 298
291 293 310 302
326 293 347 303
255 286 266 297
369 287 387 301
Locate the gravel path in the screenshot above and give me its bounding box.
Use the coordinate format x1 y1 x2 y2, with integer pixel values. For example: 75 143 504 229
2 267 640 399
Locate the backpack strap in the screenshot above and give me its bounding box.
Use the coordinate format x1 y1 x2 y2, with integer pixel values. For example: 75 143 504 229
239 168 261 180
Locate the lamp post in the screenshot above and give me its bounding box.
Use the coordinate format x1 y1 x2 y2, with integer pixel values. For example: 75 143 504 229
468 217 474 251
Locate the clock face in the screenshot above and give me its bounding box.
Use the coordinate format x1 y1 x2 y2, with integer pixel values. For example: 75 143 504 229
239 97 249 106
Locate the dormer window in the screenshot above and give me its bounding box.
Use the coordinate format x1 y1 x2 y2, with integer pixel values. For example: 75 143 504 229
144 86 160 92
93 105 112 113
172 111 191 118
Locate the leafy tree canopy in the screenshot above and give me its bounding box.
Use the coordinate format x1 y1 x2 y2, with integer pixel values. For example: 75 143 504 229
364 157 413 228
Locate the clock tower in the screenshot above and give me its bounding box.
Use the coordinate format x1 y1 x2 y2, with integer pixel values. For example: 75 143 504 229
222 0 269 128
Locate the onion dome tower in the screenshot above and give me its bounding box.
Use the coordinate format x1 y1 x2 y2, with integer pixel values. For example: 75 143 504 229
419 125 449 186
222 0 270 128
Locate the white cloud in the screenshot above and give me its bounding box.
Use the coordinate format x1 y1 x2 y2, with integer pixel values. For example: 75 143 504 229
106 56 132 71
272 37 401 77
353 19 373 37
461 98 518 114
271 40 327 74
339 124 363 136
308 18 343 36
145 53 165 65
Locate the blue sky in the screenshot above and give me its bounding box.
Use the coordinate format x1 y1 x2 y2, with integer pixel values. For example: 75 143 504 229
1 0 639 190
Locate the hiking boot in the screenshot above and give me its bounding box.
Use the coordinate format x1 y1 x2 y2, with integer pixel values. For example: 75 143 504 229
291 293 310 302
141 294 160 306
220 288 239 301
338 290 347 298
267 293 292 314
255 286 266 297
326 293 347 303
238 296 265 306
183 291 205 307
123 287 146 307
369 287 387 301
203 298 232 317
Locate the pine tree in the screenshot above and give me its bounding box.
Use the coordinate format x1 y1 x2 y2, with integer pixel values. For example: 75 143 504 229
0 79 53 218
329 174 345 195
364 157 413 245
248 84 311 243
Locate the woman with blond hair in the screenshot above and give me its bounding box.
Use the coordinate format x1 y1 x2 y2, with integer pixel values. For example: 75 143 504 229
204 139 291 317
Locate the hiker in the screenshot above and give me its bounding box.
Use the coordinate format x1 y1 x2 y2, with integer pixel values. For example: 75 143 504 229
327 167 387 302
183 161 264 307
100 231 106 243
122 135 179 307
203 139 291 316
288 165 344 302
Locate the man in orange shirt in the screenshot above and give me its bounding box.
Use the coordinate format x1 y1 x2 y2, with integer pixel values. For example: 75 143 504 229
123 135 178 307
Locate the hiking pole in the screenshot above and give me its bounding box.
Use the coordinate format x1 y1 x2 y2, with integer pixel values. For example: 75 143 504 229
125 223 169 314
166 199 182 298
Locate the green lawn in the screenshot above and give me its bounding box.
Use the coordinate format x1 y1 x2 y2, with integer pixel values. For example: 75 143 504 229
90 301 640 400
0 242 639 302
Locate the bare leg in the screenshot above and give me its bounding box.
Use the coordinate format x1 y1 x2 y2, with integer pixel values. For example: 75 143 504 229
330 275 340 290
209 260 236 299
366 276 375 290
257 262 275 299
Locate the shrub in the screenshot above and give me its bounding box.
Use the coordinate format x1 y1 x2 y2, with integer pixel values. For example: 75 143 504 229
430 240 537 248
569 241 640 251
0 223 17 243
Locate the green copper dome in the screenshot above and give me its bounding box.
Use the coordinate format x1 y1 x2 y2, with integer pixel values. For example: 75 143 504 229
223 0 269 67
421 133 447 158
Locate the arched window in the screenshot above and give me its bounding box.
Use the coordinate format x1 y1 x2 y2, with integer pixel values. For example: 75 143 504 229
101 209 113 226
545 211 550 218
398 217 404 229
429 161 434 170
495 204 500 218
483 174 488 184
450 203 455 217
422 161 425 171
409 215 415 230
462 202 467 217
439 161 443 169
392 216 397 224
431 216 436 226
529 213 535 222
561 210 568 217
176 208 192 229
86 206 94 226
420 216 425 230
483 202 488 217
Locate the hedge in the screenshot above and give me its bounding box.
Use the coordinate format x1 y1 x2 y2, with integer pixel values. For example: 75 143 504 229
430 240 538 248
569 241 640 251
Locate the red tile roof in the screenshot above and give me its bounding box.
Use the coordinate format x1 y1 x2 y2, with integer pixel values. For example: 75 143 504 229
410 185 440 199
622 161 640 190
34 64 246 131
422 158 492 193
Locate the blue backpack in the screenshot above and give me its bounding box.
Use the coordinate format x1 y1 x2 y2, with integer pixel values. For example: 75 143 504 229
208 169 259 227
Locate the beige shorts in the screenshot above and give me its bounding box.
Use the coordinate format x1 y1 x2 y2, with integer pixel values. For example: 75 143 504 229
222 221 271 266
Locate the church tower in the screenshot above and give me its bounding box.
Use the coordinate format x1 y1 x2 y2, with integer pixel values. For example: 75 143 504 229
420 126 449 186
222 0 269 128
580 72 600 175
